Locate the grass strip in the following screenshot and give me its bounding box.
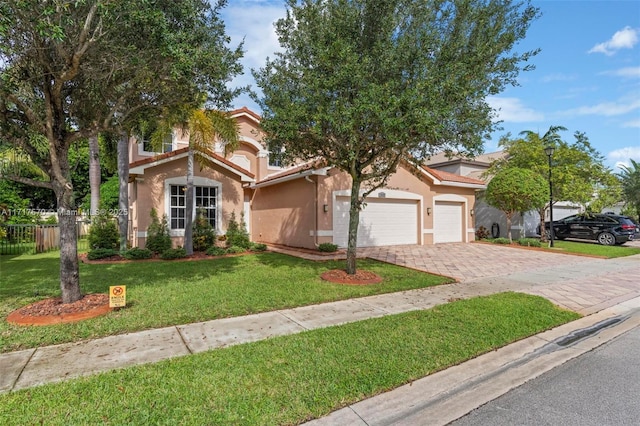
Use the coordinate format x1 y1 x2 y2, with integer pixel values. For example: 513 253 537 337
0 292 579 425
0 252 453 353
551 240 640 258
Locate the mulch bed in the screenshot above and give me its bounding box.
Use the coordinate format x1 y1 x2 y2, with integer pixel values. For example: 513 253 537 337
320 269 383 285
7 293 112 326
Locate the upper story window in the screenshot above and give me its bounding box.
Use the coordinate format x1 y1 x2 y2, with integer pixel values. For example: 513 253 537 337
268 142 284 168
142 133 173 154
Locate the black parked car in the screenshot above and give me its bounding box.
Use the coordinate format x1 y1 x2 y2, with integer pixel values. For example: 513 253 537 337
541 213 636 246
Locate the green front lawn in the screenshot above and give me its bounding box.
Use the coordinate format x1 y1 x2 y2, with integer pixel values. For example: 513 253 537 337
0 251 453 353
0 293 579 426
550 240 640 258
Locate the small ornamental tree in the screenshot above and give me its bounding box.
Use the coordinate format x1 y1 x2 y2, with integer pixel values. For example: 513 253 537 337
484 167 548 242
145 208 172 254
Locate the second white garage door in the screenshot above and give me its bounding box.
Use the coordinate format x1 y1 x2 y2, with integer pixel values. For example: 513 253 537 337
433 201 463 243
333 197 419 247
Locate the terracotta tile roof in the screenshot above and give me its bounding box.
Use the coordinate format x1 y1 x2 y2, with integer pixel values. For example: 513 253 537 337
256 159 328 185
424 150 506 166
421 166 486 185
129 146 255 179
230 106 261 122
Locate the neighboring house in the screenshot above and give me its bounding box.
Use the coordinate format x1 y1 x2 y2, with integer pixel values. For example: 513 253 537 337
424 151 582 239
127 107 486 250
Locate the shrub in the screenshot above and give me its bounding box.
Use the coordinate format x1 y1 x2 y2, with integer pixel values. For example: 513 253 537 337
225 211 251 249
517 238 541 248
161 247 187 259
88 212 119 250
206 246 227 256
123 247 153 260
491 237 512 245
226 245 246 254
146 208 172 254
87 248 119 260
475 226 490 240
250 243 268 252
318 242 338 252
193 208 217 252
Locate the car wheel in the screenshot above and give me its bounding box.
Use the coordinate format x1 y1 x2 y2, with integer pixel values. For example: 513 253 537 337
597 232 616 246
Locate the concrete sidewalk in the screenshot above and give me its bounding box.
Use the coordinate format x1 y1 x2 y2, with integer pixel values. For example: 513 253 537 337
1 245 639 424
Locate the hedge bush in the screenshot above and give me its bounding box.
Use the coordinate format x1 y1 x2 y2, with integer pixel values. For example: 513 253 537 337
161 247 187 259
87 248 119 260
88 213 119 250
146 208 172 254
318 242 338 252
517 238 542 247
123 247 153 260
206 246 226 256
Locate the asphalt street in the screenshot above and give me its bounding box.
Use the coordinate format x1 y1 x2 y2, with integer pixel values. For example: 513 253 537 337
451 325 640 426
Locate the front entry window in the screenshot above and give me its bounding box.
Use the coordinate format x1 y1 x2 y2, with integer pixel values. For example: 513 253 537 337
169 185 218 230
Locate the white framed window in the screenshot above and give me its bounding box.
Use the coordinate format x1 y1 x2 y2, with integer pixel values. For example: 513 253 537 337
139 132 174 156
165 177 221 235
268 142 284 168
169 185 218 230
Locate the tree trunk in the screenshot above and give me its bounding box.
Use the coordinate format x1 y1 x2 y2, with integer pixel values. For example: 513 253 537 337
346 177 362 274
89 134 101 216
184 148 194 255
539 206 548 242
55 181 82 304
506 213 513 242
117 133 129 251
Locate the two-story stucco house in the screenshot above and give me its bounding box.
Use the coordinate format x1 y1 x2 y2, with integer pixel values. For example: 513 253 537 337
127 107 486 250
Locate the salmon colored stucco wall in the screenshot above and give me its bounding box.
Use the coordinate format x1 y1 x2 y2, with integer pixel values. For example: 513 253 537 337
130 156 245 248
251 177 318 249
250 164 478 249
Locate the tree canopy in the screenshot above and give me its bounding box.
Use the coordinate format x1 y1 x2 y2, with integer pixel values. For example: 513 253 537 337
488 127 621 239
484 167 547 241
0 0 243 302
618 159 640 221
254 0 540 273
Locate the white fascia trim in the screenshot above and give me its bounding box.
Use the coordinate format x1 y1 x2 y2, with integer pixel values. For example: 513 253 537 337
130 151 189 174
420 168 486 189
131 151 254 183
250 167 329 188
239 136 269 157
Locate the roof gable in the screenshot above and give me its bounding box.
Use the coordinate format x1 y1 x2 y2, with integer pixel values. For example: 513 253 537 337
129 146 255 182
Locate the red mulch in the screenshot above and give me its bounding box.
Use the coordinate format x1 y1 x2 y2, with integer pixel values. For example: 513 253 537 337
320 269 383 285
7 294 112 326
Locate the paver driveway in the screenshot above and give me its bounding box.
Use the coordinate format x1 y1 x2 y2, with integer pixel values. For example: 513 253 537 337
361 243 578 281
361 243 640 314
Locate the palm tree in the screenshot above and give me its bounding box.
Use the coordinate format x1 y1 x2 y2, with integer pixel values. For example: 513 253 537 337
154 109 239 255
617 159 640 221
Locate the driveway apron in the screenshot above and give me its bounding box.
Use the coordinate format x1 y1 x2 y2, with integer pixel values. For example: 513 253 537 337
361 243 640 314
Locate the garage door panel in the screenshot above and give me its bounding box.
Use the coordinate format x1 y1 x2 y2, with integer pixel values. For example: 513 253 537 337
434 202 463 243
334 197 418 247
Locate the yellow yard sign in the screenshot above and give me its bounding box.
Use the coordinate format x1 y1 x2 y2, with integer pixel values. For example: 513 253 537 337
109 285 126 308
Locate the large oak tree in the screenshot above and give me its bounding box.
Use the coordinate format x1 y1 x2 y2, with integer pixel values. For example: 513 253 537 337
254 0 540 273
0 0 243 302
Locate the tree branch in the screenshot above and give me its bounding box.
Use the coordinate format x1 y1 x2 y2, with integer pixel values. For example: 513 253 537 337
3 174 53 190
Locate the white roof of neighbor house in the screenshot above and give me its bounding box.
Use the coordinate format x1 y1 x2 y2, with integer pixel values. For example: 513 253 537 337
424 150 507 166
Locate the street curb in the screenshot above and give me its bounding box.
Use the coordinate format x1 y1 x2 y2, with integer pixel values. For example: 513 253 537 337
304 296 640 426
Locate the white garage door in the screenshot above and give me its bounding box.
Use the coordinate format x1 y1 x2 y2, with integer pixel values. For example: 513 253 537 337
434 201 463 243
333 197 418 247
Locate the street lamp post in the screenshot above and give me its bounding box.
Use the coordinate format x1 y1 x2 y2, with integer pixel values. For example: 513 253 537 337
544 145 555 247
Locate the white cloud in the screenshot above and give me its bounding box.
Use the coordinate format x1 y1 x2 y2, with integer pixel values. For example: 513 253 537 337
221 1 287 111
588 26 639 56
609 147 640 169
622 118 640 128
567 98 640 117
487 97 544 123
601 66 640 78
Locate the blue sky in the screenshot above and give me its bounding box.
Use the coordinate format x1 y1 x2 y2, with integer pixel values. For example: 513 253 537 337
221 0 640 171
